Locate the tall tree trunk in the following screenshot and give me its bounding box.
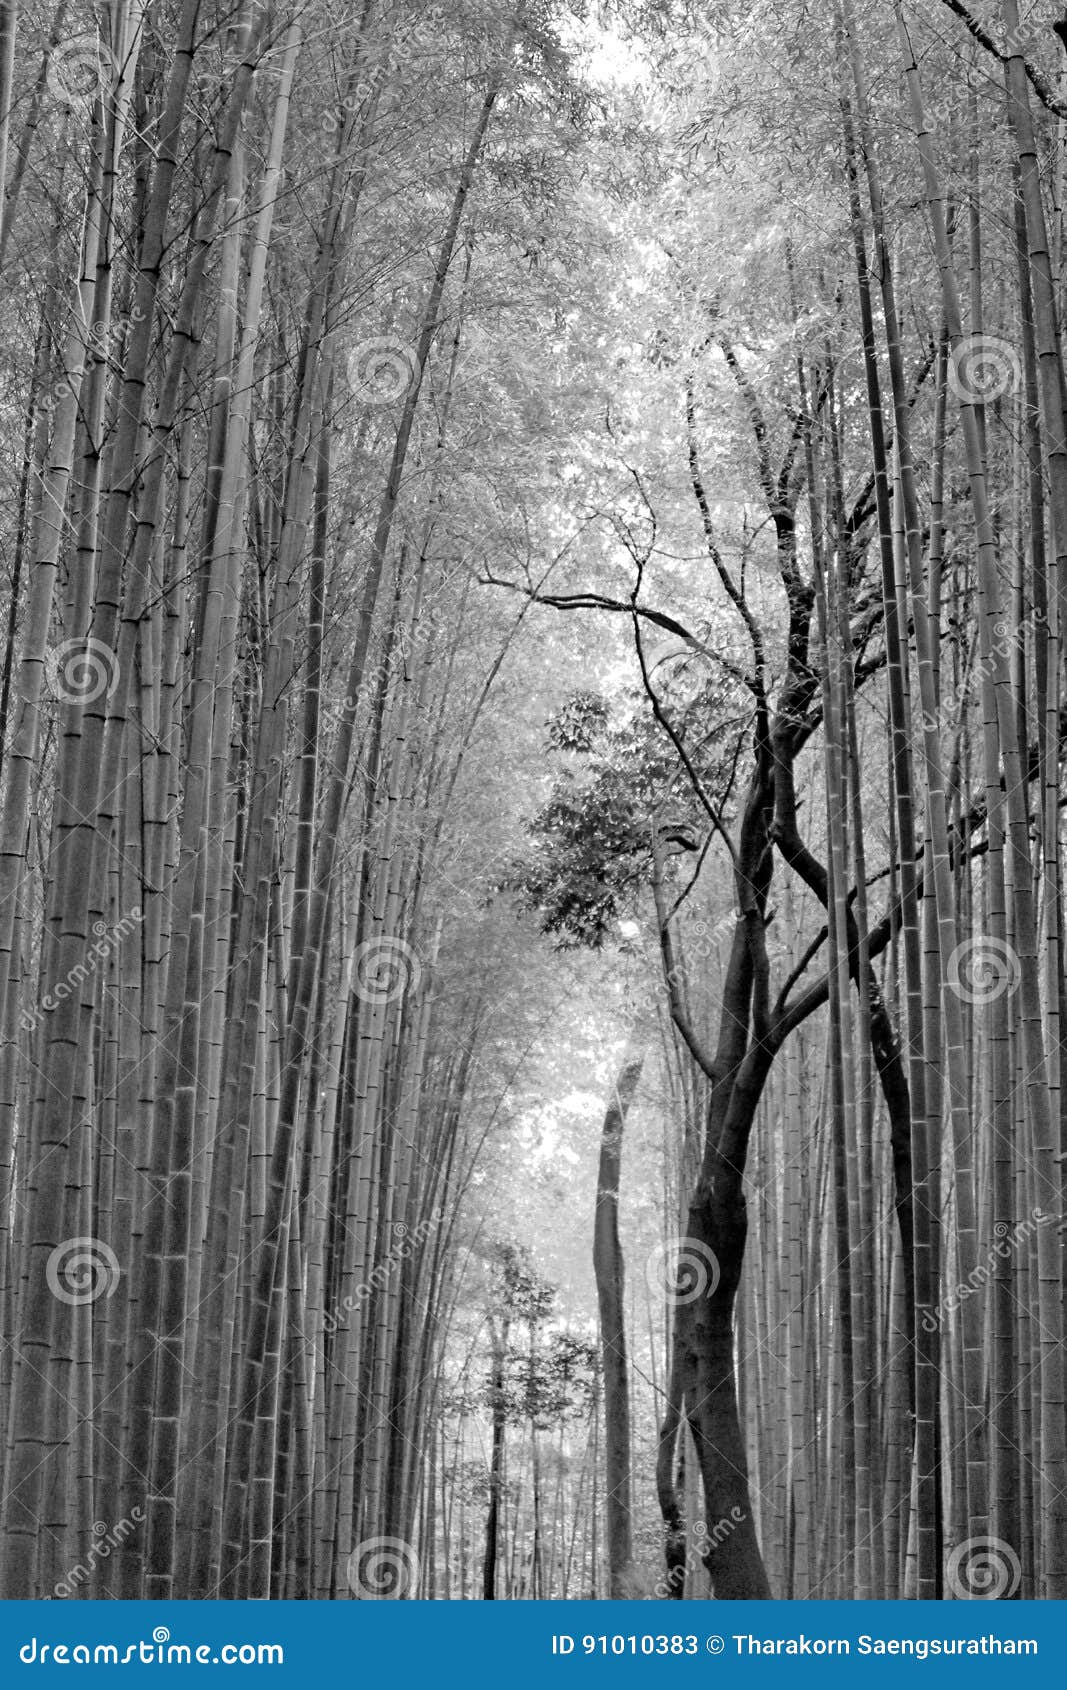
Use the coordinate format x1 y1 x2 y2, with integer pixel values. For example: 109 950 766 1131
592 1050 643 1598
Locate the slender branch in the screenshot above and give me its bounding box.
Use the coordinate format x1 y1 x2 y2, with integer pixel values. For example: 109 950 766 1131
935 0 1067 121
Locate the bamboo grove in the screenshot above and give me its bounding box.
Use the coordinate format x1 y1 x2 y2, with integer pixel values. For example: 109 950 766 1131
0 0 1066 1604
